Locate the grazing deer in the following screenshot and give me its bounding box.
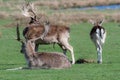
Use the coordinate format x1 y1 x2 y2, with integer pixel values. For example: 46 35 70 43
90 19 106 64
20 2 75 64
16 25 71 69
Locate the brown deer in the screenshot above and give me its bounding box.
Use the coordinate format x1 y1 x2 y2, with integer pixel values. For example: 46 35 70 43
90 19 106 64
16 25 71 69
20 2 75 64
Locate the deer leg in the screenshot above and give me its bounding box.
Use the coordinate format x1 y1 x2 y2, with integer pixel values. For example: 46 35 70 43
60 39 75 64
64 44 75 64
35 44 39 52
63 49 67 55
96 41 102 64
96 33 103 64
100 29 106 44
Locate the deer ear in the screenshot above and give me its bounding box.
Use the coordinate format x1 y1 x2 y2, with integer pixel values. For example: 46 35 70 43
99 19 104 26
89 19 95 25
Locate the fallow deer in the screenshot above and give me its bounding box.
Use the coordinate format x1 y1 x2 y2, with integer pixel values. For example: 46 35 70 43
16 25 71 69
20 2 75 64
90 19 106 64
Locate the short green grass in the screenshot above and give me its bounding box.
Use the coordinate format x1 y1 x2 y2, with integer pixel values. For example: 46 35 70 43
0 22 120 80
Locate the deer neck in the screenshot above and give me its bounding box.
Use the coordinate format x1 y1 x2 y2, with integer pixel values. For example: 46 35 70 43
25 41 36 57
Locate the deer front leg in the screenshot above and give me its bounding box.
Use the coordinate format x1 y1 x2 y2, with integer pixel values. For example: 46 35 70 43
35 43 39 52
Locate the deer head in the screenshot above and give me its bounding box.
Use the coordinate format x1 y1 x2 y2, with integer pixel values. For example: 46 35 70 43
90 19 104 26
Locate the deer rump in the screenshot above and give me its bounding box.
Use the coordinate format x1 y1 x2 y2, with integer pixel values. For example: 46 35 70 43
23 24 70 46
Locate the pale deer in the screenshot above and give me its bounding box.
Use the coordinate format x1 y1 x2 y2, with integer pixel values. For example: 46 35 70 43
90 19 106 64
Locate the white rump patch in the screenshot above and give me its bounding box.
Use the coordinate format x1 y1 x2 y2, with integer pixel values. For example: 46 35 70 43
95 28 106 44
96 29 100 34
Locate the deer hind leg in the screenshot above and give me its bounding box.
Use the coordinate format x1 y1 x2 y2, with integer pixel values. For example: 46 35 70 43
59 38 75 64
101 31 106 44
95 40 102 64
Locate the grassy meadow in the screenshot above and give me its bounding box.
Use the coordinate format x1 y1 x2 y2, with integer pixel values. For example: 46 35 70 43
0 0 120 80
0 21 120 80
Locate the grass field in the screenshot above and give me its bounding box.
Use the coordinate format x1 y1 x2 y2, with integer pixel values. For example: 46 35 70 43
0 21 120 80
0 0 120 80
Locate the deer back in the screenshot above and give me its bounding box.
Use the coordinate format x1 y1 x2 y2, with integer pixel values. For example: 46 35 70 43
23 24 70 40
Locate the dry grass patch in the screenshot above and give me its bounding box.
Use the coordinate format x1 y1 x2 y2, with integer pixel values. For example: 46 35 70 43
2 12 120 28
0 0 120 28
0 12 9 19
33 0 120 9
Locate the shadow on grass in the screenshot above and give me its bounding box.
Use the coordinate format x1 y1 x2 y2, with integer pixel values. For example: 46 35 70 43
75 58 96 64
